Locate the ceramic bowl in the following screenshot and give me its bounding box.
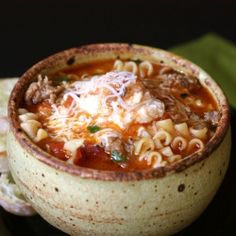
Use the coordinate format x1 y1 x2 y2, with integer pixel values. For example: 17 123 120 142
7 44 231 236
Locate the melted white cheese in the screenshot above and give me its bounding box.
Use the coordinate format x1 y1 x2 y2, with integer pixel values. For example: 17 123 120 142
45 71 165 141
78 95 100 116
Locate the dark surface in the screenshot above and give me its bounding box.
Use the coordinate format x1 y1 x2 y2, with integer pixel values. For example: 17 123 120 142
0 0 235 235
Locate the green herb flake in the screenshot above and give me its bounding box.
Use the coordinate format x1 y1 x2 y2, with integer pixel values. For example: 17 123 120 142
180 93 189 99
87 125 101 133
111 150 127 163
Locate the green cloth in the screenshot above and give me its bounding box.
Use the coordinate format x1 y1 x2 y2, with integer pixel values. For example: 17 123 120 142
170 33 236 108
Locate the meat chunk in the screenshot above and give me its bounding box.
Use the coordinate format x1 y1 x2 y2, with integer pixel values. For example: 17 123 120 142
102 135 124 154
98 131 124 154
204 111 220 126
142 70 204 124
25 75 63 105
188 110 220 130
172 74 201 93
160 95 190 123
188 113 206 129
157 71 202 94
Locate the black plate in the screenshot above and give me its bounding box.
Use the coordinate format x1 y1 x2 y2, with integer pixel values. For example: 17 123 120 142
1 109 235 236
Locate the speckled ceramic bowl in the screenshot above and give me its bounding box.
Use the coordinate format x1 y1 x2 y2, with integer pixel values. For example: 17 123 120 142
7 44 231 236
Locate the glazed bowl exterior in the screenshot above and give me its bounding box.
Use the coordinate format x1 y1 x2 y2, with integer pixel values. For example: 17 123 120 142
7 44 231 236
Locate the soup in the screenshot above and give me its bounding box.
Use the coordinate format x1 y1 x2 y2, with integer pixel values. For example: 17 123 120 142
18 59 220 171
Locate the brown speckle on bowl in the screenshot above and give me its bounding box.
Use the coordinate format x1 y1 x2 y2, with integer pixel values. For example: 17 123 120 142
67 56 75 66
178 184 185 192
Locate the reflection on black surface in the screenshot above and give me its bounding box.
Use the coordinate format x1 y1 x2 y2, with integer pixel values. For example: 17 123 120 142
1 108 235 235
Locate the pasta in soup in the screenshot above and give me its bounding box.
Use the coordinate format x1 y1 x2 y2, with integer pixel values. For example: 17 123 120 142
19 59 220 171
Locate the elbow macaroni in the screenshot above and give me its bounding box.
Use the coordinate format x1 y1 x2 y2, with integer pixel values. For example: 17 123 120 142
113 60 123 71
134 118 207 167
134 137 155 155
113 59 153 77
171 136 188 151
155 119 175 134
139 61 153 77
18 108 48 142
188 138 204 153
139 151 164 168
190 127 208 140
153 130 172 149
123 61 138 75
174 122 190 138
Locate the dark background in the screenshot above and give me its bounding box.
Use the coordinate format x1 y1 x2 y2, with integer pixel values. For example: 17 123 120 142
0 0 236 77
0 0 236 235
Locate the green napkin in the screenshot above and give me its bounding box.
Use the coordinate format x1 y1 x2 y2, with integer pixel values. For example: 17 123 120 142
170 33 236 108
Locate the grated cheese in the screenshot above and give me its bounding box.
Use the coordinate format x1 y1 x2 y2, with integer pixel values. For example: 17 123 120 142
44 71 165 142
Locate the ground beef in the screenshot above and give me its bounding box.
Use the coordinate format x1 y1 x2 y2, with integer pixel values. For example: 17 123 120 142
142 70 209 126
157 72 202 94
204 111 220 126
188 110 220 130
188 113 207 129
161 95 190 123
102 135 124 154
25 75 64 105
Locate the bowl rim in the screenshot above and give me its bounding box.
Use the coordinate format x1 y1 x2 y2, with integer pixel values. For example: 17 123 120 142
8 43 230 181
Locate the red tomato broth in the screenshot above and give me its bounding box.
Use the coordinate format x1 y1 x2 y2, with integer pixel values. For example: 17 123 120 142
37 138 150 171
37 138 68 161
